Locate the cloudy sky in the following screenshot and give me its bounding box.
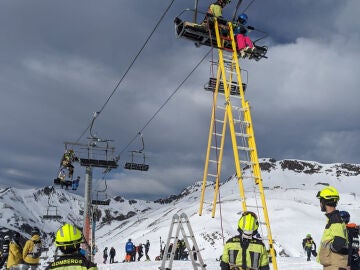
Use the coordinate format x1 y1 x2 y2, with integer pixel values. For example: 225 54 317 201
0 0 359 200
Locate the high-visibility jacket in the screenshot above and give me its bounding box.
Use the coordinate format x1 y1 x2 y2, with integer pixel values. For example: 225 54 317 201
45 254 97 270
208 3 223 18
303 238 316 250
23 234 41 265
7 240 22 269
318 210 348 268
220 235 269 270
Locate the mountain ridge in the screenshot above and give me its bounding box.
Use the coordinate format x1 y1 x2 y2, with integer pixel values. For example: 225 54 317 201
0 158 359 266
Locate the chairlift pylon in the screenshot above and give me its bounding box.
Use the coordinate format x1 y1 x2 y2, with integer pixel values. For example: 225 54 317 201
124 133 149 171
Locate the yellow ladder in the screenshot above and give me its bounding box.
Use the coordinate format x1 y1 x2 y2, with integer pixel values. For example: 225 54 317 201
198 19 278 269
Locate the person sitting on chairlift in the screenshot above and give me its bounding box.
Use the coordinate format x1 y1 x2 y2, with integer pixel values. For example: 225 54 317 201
72 176 80 191
234 13 254 58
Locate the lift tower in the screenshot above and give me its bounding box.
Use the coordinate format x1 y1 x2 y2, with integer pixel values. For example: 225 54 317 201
195 19 278 269
63 139 118 261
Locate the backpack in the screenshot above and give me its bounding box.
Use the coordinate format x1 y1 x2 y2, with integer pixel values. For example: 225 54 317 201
302 238 306 249
29 240 42 258
126 242 133 253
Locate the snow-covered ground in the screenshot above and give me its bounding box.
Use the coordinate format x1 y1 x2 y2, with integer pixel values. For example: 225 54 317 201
95 257 322 270
1 159 359 270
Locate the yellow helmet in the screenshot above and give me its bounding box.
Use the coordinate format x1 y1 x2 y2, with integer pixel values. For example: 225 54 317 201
316 186 339 201
238 211 259 236
55 224 83 247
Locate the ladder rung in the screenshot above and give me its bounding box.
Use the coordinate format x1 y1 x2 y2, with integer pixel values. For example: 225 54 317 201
209 159 219 163
241 175 255 179
246 205 264 209
237 146 252 151
235 132 250 138
210 146 221 150
207 173 218 178
234 120 250 125
232 106 246 112
220 36 232 41
215 119 224 123
212 132 222 136
240 160 253 165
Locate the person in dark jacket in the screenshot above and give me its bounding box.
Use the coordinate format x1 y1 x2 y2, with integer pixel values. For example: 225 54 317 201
45 223 97 270
102 247 108 264
0 235 10 268
109 247 116 264
340 210 360 270
137 244 143 261
144 240 150 261
316 186 348 269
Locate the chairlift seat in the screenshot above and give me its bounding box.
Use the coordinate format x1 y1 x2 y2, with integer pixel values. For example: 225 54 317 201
247 45 268 61
175 17 268 61
54 178 72 187
175 17 232 50
79 158 118 169
43 215 62 220
92 199 110 206
204 77 247 95
124 162 149 171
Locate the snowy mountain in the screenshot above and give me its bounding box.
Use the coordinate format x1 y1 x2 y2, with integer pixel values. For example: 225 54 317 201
1 158 360 269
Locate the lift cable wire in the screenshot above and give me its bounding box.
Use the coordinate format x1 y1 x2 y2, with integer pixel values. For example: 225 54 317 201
242 0 256 12
75 0 176 143
119 49 212 156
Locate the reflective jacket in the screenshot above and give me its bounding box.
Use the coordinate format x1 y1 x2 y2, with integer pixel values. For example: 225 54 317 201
208 3 223 18
45 254 97 270
220 235 269 270
318 210 348 268
23 234 41 265
7 240 22 269
303 238 316 250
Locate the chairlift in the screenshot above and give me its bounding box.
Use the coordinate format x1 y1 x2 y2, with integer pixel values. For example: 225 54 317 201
53 147 79 189
43 194 62 220
91 178 110 206
174 9 268 61
124 133 149 171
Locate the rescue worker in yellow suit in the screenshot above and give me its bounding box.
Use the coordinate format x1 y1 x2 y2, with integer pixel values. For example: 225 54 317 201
45 224 97 270
7 232 23 270
316 186 348 270
220 211 270 270
207 0 231 18
22 227 42 270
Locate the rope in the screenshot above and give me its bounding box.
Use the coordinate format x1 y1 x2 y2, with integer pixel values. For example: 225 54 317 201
75 0 176 143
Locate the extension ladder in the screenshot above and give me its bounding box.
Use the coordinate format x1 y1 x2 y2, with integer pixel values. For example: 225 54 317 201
159 213 207 270
198 18 278 270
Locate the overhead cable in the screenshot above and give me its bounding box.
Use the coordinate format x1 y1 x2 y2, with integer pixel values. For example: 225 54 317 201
119 49 212 156
75 0 176 143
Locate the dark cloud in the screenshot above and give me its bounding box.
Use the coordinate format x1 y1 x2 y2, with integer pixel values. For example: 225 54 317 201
0 0 358 200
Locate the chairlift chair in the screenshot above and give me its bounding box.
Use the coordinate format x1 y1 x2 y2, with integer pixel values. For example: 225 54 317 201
91 178 110 206
43 196 62 220
43 206 62 220
174 9 268 61
124 133 149 171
